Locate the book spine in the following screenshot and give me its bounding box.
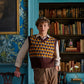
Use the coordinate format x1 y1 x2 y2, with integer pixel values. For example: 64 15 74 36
80 39 84 52
81 22 84 34
54 22 57 35
60 24 63 35
70 25 73 35
75 22 77 34
60 39 65 52
79 21 81 35
81 59 84 72
73 24 75 35
77 41 80 52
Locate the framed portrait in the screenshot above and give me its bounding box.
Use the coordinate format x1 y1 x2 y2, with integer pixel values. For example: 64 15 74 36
0 0 19 34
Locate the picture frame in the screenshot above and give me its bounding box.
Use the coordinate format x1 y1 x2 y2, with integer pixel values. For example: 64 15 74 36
0 0 19 34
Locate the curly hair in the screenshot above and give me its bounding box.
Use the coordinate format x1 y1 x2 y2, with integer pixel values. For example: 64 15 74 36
35 17 50 27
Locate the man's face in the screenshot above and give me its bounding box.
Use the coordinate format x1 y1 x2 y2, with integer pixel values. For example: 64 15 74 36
37 22 49 35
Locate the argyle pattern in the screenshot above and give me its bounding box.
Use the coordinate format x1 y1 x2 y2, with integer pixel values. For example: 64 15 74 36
29 35 56 58
29 35 57 68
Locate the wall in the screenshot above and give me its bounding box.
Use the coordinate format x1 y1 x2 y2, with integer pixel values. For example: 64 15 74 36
0 0 28 63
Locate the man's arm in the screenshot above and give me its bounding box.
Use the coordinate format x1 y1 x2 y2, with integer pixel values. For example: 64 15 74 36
54 40 61 71
14 38 29 77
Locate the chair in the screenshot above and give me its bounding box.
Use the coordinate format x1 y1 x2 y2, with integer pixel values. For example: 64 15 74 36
0 72 25 84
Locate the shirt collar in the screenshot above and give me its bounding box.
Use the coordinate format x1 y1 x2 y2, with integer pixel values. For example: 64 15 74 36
36 34 50 39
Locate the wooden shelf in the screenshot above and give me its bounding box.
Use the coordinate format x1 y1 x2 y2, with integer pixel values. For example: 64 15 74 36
60 54 84 62
59 71 84 73
50 34 84 39
39 3 84 9
51 34 84 37
60 52 84 55
49 18 84 20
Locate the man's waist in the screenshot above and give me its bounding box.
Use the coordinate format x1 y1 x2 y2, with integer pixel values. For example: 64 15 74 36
30 57 55 68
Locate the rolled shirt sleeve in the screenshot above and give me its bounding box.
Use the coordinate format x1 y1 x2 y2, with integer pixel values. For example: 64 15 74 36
54 40 61 68
15 38 29 68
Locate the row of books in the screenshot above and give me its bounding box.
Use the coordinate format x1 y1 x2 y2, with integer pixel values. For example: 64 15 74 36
61 59 84 72
48 21 84 35
39 8 84 18
60 61 81 72
60 39 84 53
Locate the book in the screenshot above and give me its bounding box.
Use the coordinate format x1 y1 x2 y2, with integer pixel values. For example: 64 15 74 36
50 9 53 18
62 24 64 35
70 25 73 35
81 59 84 72
80 39 84 52
50 22 55 35
57 21 60 35
52 9 56 18
71 61 74 72
81 22 84 34
75 22 77 34
75 8 80 18
55 21 58 35
54 22 57 35
76 62 81 72
69 61 72 72
45 9 50 18
66 47 77 52
79 8 84 17
77 41 80 52
66 63 69 72
62 8 66 18
77 21 80 35
60 24 63 35
70 8 75 18
60 39 65 52
57 9 62 18
64 25 69 35
39 10 44 17
79 21 81 35
73 24 76 35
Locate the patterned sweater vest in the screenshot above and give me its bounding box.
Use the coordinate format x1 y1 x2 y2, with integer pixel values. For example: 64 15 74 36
28 35 57 68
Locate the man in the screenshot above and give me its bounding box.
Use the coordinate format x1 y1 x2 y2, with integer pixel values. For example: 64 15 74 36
14 17 61 84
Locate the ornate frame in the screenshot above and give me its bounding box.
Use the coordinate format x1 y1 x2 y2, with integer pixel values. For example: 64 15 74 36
0 0 19 34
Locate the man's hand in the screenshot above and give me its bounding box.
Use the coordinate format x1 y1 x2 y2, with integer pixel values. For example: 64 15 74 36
55 66 59 71
14 67 21 77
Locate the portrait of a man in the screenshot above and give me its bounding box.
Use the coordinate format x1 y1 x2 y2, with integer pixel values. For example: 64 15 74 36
0 0 18 33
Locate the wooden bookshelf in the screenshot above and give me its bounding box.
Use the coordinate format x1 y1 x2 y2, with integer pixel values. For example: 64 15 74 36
39 3 84 72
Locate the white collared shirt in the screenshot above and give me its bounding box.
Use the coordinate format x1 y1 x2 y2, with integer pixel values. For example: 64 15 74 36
36 34 50 40
15 34 61 69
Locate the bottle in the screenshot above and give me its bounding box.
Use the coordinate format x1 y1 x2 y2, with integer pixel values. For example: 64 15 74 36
69 39 73 47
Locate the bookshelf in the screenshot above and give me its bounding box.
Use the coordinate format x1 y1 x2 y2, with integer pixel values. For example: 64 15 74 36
39 3 84 73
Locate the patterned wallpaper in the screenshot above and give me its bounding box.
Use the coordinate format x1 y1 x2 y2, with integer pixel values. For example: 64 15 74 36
0 0 28 63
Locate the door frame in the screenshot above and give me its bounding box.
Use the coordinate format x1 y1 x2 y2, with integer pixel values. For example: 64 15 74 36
28 0 84 84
